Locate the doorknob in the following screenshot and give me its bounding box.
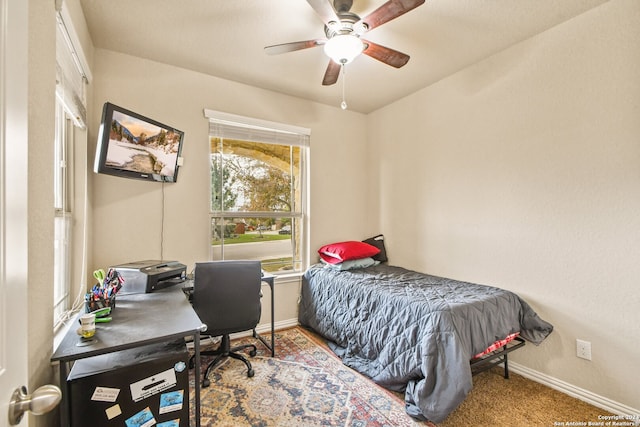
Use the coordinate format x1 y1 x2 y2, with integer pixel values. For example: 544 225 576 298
8 384 61 425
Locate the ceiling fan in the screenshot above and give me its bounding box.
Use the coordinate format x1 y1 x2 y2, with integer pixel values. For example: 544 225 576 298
264 0 425 87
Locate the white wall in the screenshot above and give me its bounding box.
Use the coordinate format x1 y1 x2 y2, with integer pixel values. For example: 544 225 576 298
368 0 640 411
26 0 57 425
89 49 373 324
24 1 95 424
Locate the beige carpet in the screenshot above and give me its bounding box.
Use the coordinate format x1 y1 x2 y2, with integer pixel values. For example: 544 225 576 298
441 367 613 426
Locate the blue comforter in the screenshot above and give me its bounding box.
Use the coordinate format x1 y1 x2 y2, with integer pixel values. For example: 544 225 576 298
298 263 553 423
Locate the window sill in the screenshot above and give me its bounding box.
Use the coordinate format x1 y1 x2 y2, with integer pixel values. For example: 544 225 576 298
53 315 77 353
269 271 303 283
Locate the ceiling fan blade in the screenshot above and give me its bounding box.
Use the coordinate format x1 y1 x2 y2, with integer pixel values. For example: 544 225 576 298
322 60 341 86
358 0 425 32
306 0 340 26
362 39 410 68
264 39 326 55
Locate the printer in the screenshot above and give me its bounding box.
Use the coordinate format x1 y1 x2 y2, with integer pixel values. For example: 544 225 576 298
111 260 187 295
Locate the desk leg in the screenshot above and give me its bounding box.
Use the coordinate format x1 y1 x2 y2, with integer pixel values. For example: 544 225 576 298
256 278 276 357
194 331 201 427
58 361 69 427
270 279 275 357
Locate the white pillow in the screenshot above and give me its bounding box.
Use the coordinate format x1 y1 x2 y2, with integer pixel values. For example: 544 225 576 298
321 257 379 271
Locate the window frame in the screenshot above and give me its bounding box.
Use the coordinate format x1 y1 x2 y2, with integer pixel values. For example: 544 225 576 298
53 3 89 329
53 101 74 326
206 110 310 276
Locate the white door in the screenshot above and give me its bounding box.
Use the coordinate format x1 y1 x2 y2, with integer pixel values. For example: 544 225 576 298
0 0 31 425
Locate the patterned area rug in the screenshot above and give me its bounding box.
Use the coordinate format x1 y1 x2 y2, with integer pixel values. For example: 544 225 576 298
190 327 434 427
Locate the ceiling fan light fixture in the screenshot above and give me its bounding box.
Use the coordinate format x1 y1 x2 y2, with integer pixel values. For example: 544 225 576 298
323 34 364 64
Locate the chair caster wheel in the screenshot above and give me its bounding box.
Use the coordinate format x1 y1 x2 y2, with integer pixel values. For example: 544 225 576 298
249 349 257 357
247 369 255 378
202 378 210 388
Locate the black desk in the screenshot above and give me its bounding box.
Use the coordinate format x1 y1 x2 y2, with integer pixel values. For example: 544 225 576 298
51 285 203 427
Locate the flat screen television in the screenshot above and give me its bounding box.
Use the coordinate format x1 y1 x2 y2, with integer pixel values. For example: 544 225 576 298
93 102 184 183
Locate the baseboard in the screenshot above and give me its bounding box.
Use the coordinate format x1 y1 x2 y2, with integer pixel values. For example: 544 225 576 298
510 362 640 423
227 318 299 341
255 318 299 335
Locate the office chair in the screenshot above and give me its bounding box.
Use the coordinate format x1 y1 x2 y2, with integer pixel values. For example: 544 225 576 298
191 260 262 388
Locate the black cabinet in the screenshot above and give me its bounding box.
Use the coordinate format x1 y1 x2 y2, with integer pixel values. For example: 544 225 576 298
67 340 190 427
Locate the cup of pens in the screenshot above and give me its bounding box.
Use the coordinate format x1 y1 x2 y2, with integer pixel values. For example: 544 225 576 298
85 268 124 313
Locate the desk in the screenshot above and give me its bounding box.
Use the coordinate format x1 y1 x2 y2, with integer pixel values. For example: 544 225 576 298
51 285 203 427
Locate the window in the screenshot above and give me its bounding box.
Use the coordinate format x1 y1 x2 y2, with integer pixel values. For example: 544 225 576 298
53 102 74 325
206 110 310 275
54 5 88 328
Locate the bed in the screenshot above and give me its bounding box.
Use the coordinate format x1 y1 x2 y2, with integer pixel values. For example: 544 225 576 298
298 262 553 423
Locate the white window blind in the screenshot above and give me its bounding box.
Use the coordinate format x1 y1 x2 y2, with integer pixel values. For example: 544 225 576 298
205 109 311 147
55 7 88 128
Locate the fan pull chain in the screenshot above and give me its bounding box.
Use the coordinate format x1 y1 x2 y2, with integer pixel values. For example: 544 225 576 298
341 63 348 110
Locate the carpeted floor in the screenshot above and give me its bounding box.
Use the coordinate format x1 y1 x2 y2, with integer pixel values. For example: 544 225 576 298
190 327 612 426
191 327 429 426
440 365 612 426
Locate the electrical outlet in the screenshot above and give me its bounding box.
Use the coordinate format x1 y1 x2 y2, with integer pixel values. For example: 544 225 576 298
576 339 592 360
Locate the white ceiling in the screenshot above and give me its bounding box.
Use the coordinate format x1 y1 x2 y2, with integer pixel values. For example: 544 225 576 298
79 0 609 114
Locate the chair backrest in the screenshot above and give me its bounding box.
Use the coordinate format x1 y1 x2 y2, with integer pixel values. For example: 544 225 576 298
192 260 262 336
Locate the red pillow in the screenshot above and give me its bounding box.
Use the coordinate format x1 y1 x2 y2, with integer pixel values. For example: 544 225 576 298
318 241 380 265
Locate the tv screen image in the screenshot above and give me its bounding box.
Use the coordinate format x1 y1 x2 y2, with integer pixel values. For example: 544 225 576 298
94 103 184 182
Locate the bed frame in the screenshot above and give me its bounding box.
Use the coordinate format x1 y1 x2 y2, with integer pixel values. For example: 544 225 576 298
470 336 526 379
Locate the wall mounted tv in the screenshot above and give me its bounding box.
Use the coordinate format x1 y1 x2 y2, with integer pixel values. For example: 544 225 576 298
93 102 184 183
